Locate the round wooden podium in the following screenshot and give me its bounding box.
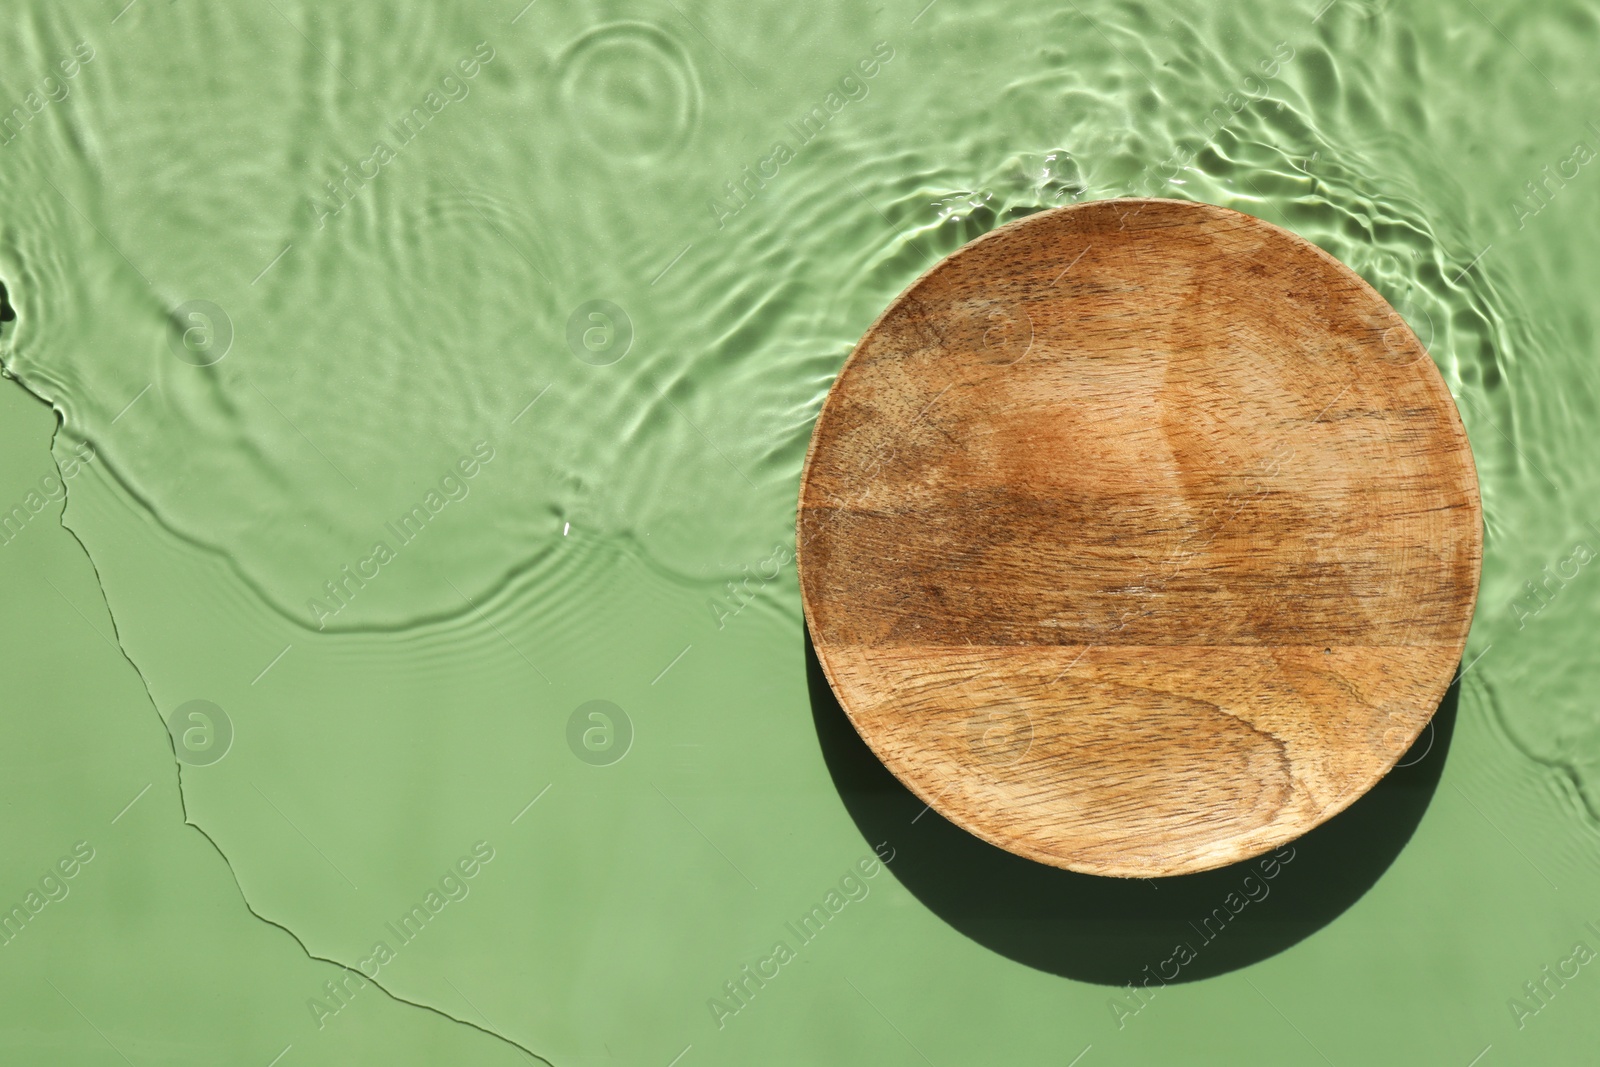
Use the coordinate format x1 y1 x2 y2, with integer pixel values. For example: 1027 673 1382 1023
797 198 1481 878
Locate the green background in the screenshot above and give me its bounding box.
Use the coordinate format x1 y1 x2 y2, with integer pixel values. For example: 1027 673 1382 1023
2 0 1598 1063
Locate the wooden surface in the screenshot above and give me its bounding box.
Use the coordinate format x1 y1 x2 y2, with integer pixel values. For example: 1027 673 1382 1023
796 198 1481 878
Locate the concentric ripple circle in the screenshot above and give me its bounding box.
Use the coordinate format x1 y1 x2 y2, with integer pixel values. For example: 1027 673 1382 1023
557 22 700 160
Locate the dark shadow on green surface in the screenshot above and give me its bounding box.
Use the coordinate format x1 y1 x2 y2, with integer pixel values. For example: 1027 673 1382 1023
807 628 1459 986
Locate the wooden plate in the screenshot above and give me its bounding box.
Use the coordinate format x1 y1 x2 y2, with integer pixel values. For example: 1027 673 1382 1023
797 198 1481 878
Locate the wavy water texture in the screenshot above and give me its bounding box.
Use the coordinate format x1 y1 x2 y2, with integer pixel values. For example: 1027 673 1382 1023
3 0 1600 1064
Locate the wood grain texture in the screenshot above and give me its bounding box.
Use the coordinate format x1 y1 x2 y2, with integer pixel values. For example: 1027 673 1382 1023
796 198 1481 878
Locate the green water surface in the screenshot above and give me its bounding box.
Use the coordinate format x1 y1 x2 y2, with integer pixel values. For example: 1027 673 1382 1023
2 0 1599 1064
